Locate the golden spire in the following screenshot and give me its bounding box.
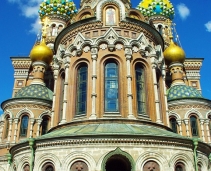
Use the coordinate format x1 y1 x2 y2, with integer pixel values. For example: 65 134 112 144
40 17 50 43
165 19 173 41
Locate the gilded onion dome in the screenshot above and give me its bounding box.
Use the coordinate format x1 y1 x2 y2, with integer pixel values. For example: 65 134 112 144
38 0 78 20
163 40 186 65
30 40 53 64
136 0 174 19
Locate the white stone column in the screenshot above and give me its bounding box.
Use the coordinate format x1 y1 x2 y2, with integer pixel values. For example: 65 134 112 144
177 119 183 135
12 118 19 143
0 122 4 143
162 64 169 126
184 119 190 137
204 119 211 143
36 119 42 136
199 119 205 142
29 118 35 138
60 54 71 124
151 55 162 124
7 118 13 142
51 62 59 128
89 47 98 119
125 47 135 119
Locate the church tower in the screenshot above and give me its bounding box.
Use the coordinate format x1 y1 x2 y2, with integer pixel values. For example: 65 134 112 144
0 0 211 171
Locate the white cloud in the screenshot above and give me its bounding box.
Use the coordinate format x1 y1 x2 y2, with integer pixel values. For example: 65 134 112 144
177 3 190 20
7 0 42 34
205 21 211 32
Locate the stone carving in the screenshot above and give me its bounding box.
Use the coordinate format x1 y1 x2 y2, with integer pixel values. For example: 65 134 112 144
143 161 160 171
83 46 90 53
115 43 123 50
132 46 139 53
100 43 107 50
70 161 88 171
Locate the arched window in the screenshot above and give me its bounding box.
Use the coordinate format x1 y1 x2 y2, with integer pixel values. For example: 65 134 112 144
20 115 29 137
175 162 185 171
143 161 160 171
23 164 30 171
105 62 119 112
76 65 88 115
4 116 9 138
208 115 211 135
42 163 55 171
106 7 116 25
41 116 50 135
190 116 198 137
135 65 145 114
158 25 163 35
170 117 177 133
70 161 88 171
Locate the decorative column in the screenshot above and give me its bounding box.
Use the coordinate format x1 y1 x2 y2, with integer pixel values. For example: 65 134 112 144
89 47 98 119
12 118 19 143
29 118 35 138
199 119 205 142
184 119 190 137
36 119 42 136
151 55 162 124
7 118 13 142
125 47 135 119
51 58 59 128
0 122 4 143
60 54 71 124
177 119 183 136
204 119 211 143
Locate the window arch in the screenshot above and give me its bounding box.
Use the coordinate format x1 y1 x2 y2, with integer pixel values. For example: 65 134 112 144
41 162 55 171
23 164 30 171
4 116 10 139
143 160 160 171
170 117 177 133
76 65 88 115
190 115 198 137
41 116 50 135
20 115 29 137
105 62 119 112
135 64 146 115
175 162 186 171
70 161 88 171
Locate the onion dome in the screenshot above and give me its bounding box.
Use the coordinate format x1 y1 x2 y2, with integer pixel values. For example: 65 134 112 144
14 84 53 101
30 40 53 64
167 85 203 101
163 41 185 65
136 0 174 19
38 0 78 20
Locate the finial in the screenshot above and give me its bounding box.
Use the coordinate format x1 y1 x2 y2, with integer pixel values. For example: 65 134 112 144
41 17 50 42
165 19 173 41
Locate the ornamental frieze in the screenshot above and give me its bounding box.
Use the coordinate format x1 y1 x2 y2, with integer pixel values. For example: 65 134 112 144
4 104 51 110
169 104 211 110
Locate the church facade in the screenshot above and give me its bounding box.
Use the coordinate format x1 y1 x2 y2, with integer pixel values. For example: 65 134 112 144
0 0 211 171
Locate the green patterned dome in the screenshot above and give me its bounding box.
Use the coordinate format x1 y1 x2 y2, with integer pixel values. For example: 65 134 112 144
15 84 53 101
136 0 175 19
167 85 203 101
38 0 78 19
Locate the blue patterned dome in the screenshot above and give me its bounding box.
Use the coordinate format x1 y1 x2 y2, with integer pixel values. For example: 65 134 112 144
167 85 203 101
15 84 53 101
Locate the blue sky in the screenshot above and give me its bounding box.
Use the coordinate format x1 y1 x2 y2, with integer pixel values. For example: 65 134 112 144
0 0 211 113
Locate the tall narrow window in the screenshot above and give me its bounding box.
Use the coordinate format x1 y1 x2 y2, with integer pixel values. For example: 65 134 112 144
76 65 88 115
58 72 65 123
105 62 119 112
20 115 29 137
170 118 177 133
4 116 9 138
175 162 185 171
41 116 49 135
190 116 198 137
135 65 145 114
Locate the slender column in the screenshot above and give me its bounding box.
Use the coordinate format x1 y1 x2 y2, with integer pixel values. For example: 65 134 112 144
162 65 169 126
36 119 42 136
204 119 211 143
12 118 19 143
177 119 183 135
199 119 205 142
51 61 59 128
60 54 71 124
29 119 35 138
125 47 135 119
0 122 4 143
7 118 13 142
90 47 98 119
184 119 190 137
151 55 162 124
